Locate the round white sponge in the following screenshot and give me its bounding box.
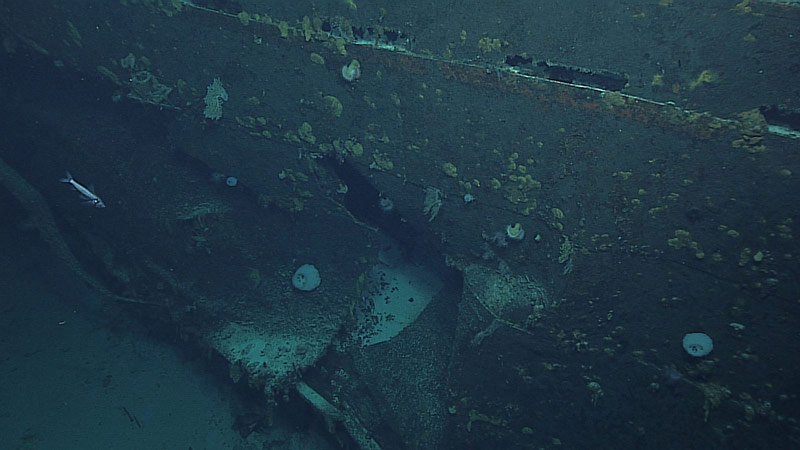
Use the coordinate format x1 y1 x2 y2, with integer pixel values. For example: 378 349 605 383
292 264 321 291
682 332 713 357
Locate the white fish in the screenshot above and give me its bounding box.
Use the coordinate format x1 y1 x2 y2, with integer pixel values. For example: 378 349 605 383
60 171 106 208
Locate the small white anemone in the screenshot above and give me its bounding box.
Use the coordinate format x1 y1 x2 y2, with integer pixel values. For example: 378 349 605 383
378 195 394 212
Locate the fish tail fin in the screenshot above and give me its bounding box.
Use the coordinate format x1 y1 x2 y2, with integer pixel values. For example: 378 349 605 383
59 171 72 183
